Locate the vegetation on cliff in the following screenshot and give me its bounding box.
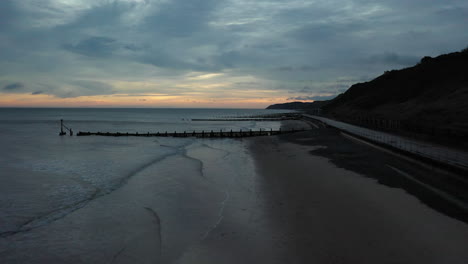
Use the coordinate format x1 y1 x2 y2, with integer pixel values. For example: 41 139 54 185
267 48 468 143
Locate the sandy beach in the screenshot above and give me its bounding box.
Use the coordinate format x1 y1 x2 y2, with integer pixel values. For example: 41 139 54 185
1 119 468 263
246 122 468 263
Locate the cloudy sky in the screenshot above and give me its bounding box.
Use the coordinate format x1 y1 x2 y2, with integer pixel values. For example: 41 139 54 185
1 0 467 108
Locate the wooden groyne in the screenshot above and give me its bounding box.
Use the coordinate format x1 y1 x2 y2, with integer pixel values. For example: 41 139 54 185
192 113 302 122
77 128 308 138
191 118 299 121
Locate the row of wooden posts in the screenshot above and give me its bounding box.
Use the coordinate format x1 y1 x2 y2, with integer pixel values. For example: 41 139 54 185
77 128 306 138
191 117 298 121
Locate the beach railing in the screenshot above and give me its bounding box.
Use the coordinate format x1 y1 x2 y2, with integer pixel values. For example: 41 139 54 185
303 114 468 171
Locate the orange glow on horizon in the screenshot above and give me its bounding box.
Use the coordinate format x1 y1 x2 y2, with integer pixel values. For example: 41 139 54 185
0 93 293 108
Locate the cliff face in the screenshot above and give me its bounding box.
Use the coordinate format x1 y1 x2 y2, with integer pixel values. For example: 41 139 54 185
267 49 468 139
324 49 468 137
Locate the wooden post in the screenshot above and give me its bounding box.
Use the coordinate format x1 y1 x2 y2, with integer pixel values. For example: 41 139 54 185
59 119 66 136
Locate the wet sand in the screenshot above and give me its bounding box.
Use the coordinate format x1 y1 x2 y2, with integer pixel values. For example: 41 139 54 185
247 124 468 263
1 122 468 263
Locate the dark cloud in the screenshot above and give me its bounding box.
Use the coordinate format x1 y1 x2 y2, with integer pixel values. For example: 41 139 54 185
435 6 468 20
0 0 17 32
53 1 134 34
299 86 312 93
143 0 219 37
60 80 115 98
124 44 142 52
215 51 245 69
63 37 118 57
3 82 24 90
298 65 315 71
291 21 366 43
276 66 316 72
366 52 420 66
276 66 293 72
31 91 43 95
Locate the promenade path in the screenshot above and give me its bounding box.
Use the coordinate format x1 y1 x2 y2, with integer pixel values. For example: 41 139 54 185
303 114 468 171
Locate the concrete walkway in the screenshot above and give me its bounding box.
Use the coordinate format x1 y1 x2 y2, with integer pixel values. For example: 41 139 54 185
303 114 468 171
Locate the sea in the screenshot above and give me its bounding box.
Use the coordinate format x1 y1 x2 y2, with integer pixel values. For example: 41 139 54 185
0 108 295 263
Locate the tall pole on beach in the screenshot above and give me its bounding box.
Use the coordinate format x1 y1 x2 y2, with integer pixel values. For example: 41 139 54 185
59 119 69 136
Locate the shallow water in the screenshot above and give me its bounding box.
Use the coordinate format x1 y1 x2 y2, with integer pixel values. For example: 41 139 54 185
0 108 296 262
2 108 468 264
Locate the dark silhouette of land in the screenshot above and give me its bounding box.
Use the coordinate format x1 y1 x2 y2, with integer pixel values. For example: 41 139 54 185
267 48 468 148
267 100 329 110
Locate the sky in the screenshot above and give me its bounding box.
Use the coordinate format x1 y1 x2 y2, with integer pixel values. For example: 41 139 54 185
1 0 467 108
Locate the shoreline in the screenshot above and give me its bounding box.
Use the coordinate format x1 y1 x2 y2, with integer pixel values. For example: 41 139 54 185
1 118 468 263
247 123 468 263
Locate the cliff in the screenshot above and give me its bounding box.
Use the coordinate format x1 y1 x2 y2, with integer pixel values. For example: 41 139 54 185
267 48 468 141
324 49 468 138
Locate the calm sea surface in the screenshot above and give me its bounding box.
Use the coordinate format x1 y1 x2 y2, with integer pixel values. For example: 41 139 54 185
0 108 295 262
